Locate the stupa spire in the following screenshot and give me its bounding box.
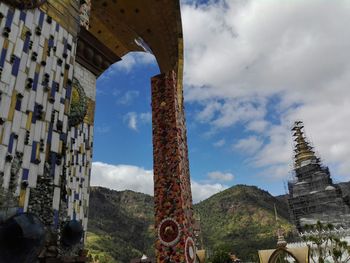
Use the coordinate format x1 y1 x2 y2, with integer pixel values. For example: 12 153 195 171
292 121 317 168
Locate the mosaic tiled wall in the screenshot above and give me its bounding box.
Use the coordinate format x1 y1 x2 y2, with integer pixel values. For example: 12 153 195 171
152 71 196 263
0 1 96 257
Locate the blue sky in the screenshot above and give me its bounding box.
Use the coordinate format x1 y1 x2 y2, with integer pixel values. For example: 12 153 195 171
90 0 350 202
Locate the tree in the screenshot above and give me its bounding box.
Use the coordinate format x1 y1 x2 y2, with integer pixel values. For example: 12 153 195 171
210 248 231 263
302 221 350 263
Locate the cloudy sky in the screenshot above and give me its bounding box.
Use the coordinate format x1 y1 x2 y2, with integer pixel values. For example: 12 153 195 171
91 0 350 203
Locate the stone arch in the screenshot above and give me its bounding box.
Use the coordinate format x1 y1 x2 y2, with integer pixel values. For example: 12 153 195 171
0 0 195 262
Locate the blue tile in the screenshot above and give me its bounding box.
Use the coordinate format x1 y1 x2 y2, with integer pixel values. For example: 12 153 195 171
15 98 21 111
48 38 54 48
23 35 30 54
47 123 53 143
8 133 14 153
32 72 39 91
19 11 26 22
22 168 29 180
38 12 44 27
0 48 7 68
5 9 14 28
30 142 37 163
17 208 24 214
11 56 20 76
51 81 58 97
65 85 72 99
50 153 56 177
55 23 59 32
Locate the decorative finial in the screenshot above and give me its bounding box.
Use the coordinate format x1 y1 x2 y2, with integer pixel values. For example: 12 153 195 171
291 121 317 168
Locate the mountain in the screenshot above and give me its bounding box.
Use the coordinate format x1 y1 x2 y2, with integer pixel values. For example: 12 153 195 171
86 187 155 263
194 185 294 261
86 185 294 262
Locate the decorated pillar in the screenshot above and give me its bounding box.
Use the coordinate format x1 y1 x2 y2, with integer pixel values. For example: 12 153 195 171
152 70 196 263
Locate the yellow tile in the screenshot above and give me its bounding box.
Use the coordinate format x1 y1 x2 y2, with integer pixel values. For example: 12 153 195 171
0 127 3 145
26 112 32 130
7 91 17 121
3 39 9 49
19 189 26 207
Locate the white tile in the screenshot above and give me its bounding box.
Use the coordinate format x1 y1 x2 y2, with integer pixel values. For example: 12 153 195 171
19 53 28 72
25 12 34 28
28 90 36 111
3 162 11 189
0 145 7 172
15 71 26 94
13 38 24 57
20 90 30 112
28 163 38 187
16 128 26 153
11 110 22 134
22 145 32 169
2 121 11 146
34 120 42 141
1 62 12 85
51 131 59 153
0 93 11 118
52 187 61 210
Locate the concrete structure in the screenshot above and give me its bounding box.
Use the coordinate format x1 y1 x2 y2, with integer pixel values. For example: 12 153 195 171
288 121 350 231
0 1 195 262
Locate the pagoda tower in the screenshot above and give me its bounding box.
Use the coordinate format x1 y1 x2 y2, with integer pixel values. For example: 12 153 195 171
288 121 350 230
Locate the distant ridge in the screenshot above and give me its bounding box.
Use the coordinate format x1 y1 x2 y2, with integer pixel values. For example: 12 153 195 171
86 185 294 262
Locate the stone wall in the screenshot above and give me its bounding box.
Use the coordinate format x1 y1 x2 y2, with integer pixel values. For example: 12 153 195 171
152 71 196 263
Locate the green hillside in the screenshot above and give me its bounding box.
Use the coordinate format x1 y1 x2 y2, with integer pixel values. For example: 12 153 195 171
86 187 155 263
86 185 294 262
195 185 294 261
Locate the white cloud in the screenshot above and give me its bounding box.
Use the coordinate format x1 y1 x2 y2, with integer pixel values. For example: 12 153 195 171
124 112 138 131
191 181 228 203
117 90 139 105
181 0 350 180
123 112 152 131
207 171 234 182
213 139 225 147
110 52 156 73
233 136 263 155
91 162 154 195
91 162 227 203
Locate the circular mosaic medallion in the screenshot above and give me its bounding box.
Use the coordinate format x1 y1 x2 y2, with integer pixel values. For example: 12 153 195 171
68 78 87 127
3 0 47 9
185 237 196 263
158 218 181 246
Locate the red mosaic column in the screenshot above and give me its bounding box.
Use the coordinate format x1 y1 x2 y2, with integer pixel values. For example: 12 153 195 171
152 70 196 263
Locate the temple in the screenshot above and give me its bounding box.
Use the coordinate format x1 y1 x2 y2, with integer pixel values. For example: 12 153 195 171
0 1 195 262
288 121 350 230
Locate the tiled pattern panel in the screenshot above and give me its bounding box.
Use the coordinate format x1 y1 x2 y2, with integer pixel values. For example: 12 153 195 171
0 2 75 231
63 62 95 242
152 71 196 263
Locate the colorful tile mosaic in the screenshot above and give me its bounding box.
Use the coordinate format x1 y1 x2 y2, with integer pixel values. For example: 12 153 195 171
152 70 196 263
0 1 95 257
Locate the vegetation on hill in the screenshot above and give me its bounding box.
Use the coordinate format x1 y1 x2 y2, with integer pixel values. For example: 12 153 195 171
86 185 295 262
86 187 155 263
195 185 294 261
